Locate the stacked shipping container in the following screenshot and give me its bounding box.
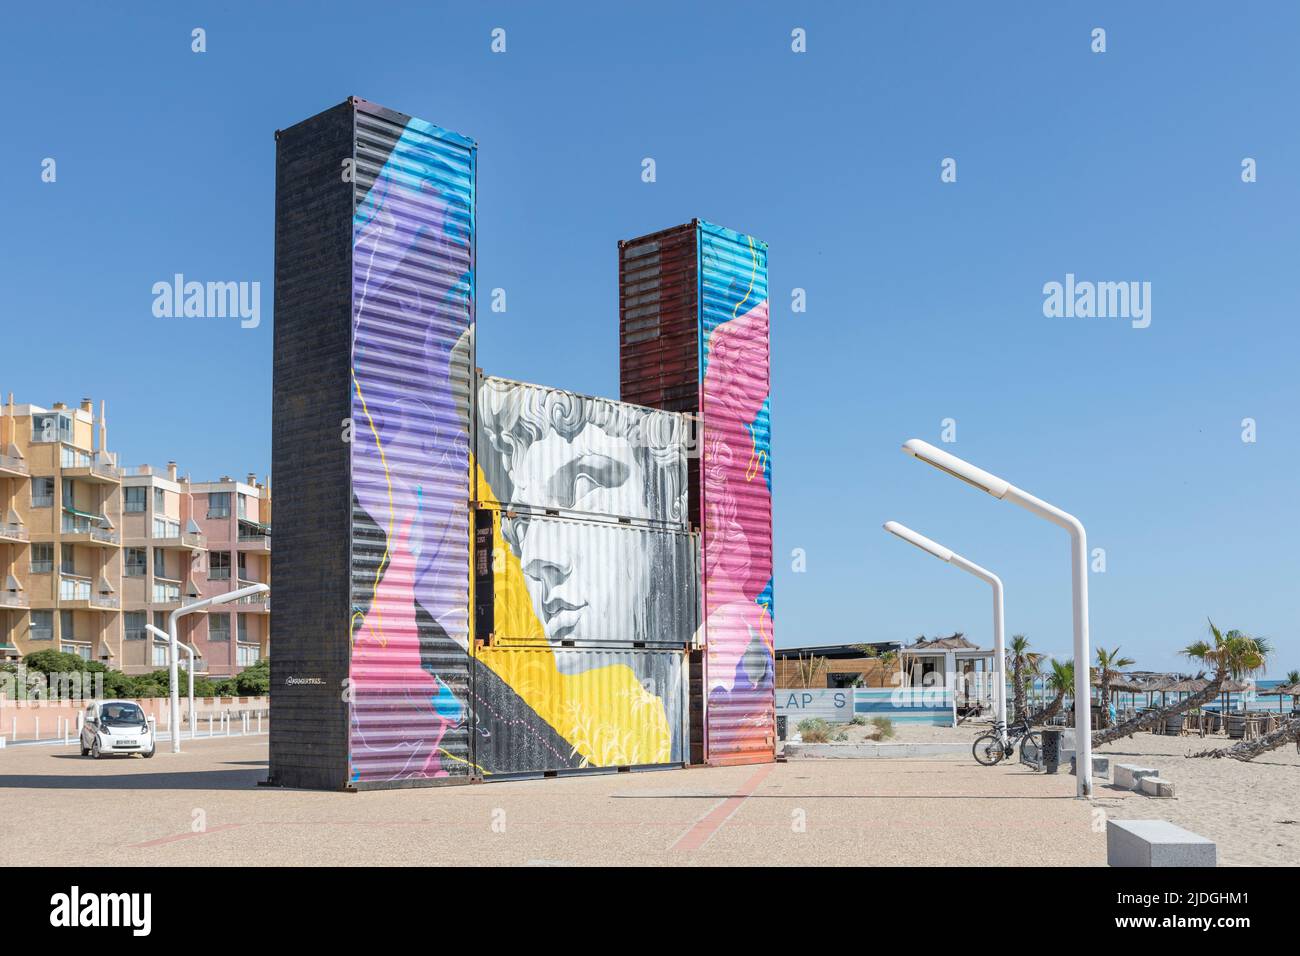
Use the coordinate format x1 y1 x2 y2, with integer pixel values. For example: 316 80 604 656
472 374 698 774
619 220 775 767
271 100 773 789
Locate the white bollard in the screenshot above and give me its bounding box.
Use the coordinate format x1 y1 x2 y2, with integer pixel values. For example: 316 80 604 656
11 716 16 741
34 717 39 741
257 711 262 734
208 712 213 737
225 712 231 737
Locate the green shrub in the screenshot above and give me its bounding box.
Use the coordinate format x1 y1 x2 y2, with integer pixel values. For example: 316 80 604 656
869 716 896 740
850 715 867 726
232 658 270 696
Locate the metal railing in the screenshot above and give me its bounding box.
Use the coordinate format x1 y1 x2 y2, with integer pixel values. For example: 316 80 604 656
0 523 28 542
0 453 28 475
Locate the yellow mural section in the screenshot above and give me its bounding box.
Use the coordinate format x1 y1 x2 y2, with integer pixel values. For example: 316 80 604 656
472 459 673 768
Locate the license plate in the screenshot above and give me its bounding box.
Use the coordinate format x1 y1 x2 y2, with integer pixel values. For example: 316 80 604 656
113 742 138 748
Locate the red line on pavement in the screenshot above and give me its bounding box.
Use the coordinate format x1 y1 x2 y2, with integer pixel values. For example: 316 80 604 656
129 823 245 848
671 764 774 851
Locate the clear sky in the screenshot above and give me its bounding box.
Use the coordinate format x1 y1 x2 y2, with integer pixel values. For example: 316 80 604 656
4 3 1297 673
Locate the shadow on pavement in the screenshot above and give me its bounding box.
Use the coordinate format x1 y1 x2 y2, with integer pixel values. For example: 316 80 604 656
0 767 267 791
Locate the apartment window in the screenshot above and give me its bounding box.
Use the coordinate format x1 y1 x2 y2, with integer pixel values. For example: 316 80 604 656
29 610 53 641
153 516 179 539
30 543 53 574
154 487 166 513
237 613 249 642
237 552 248 579
124 611 147 641
124 548 146 577
237 494 248 519
62 643 92 661
31 412 72 444
153 612 168 634
209 551 231 581
60 610 76 641
60 543 76 575
209 614 231 642
61 477 74 507
152 581 180 603
152 644 169 667
237 643 260 667
154 548 167 578
124 486 146 513
207 492 231 519
31 477 54 508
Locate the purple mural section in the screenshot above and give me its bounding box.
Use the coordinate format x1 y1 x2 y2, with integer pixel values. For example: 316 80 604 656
348 107 476 783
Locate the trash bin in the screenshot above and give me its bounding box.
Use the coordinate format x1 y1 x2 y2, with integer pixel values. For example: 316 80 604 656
1041 728 1062 774
776 716 787 741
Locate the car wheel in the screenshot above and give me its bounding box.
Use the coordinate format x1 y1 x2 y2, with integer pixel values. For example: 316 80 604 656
91 740 102 760
142 748 155 759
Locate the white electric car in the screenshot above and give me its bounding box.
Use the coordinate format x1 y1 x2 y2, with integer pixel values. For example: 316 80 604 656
80 700 155 759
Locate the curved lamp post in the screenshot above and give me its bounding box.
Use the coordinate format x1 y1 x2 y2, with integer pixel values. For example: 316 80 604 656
883 521 1007 743
901 439 1092 799
147 624 196 746
160 583 269 754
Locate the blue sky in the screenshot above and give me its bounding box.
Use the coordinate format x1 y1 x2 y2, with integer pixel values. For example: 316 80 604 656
4 3 1297 672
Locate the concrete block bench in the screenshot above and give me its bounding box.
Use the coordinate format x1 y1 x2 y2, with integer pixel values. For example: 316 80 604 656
1114 764 1160 790
1069 755 1110 777
1107 819 1215 867
1139 776 1175 798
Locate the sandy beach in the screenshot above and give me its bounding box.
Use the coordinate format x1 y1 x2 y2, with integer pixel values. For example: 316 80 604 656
804 718 1300 866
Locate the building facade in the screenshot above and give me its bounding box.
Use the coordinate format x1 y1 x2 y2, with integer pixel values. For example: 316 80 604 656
0 395 270 675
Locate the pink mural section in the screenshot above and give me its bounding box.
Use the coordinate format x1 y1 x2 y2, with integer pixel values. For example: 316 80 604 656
699 223 774 765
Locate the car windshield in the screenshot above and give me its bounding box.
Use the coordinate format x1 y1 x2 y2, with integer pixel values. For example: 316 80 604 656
101 704 145 725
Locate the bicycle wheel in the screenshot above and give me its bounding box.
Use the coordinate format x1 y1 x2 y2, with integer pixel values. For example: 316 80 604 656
972 733 1004 766
1019 732 1043 767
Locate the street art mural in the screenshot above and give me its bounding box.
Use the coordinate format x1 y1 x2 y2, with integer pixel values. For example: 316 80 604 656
472 377 694 773
698 222 775 764
348 110 476 784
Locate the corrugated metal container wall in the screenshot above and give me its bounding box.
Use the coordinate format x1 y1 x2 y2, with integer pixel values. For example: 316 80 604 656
474 507 698 648
617 219 775 768
617 224 702 528
475 374 690 529
472 645 687 775
697 221 773 766
270 101 356 791
347 99 477 787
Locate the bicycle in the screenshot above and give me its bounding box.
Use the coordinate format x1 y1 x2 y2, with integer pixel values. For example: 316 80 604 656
972 716 1042 767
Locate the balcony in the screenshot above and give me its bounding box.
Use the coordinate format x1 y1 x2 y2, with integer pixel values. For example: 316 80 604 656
58 575 119 611
0 522 28 543
151 580 182 607
0 591 29 609
61 451 120 485
234 582 270 612
153 531 207 553
0 453 28 477
61 511 119 547
236 533 271 552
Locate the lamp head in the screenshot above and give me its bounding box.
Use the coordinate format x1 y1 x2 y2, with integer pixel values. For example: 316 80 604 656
901 439 1010 499
883 520 954 563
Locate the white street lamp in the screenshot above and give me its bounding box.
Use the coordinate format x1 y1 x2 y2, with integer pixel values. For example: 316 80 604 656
902 439 1093 799
148 625 196 745
159 583 269 754
883 521 1007 744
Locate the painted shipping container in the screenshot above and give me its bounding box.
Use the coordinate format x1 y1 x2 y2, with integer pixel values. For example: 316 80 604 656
475 374 691 529
270 97 476 791
618 220 775 767
474 507 699 648
472 645 687 775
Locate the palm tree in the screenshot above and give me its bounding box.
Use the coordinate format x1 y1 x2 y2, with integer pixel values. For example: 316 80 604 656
852 644 901 688
1028 659 1074 724
1193 666 1300 761
1093 620 1271 747
1006 635 1044 720
1094 646 1136 729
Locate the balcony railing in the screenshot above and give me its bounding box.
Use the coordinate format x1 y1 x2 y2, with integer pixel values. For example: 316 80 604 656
0 523 27 542
152 582 182 604
0 453 28 476
90 593 120 610
0 592 29 608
